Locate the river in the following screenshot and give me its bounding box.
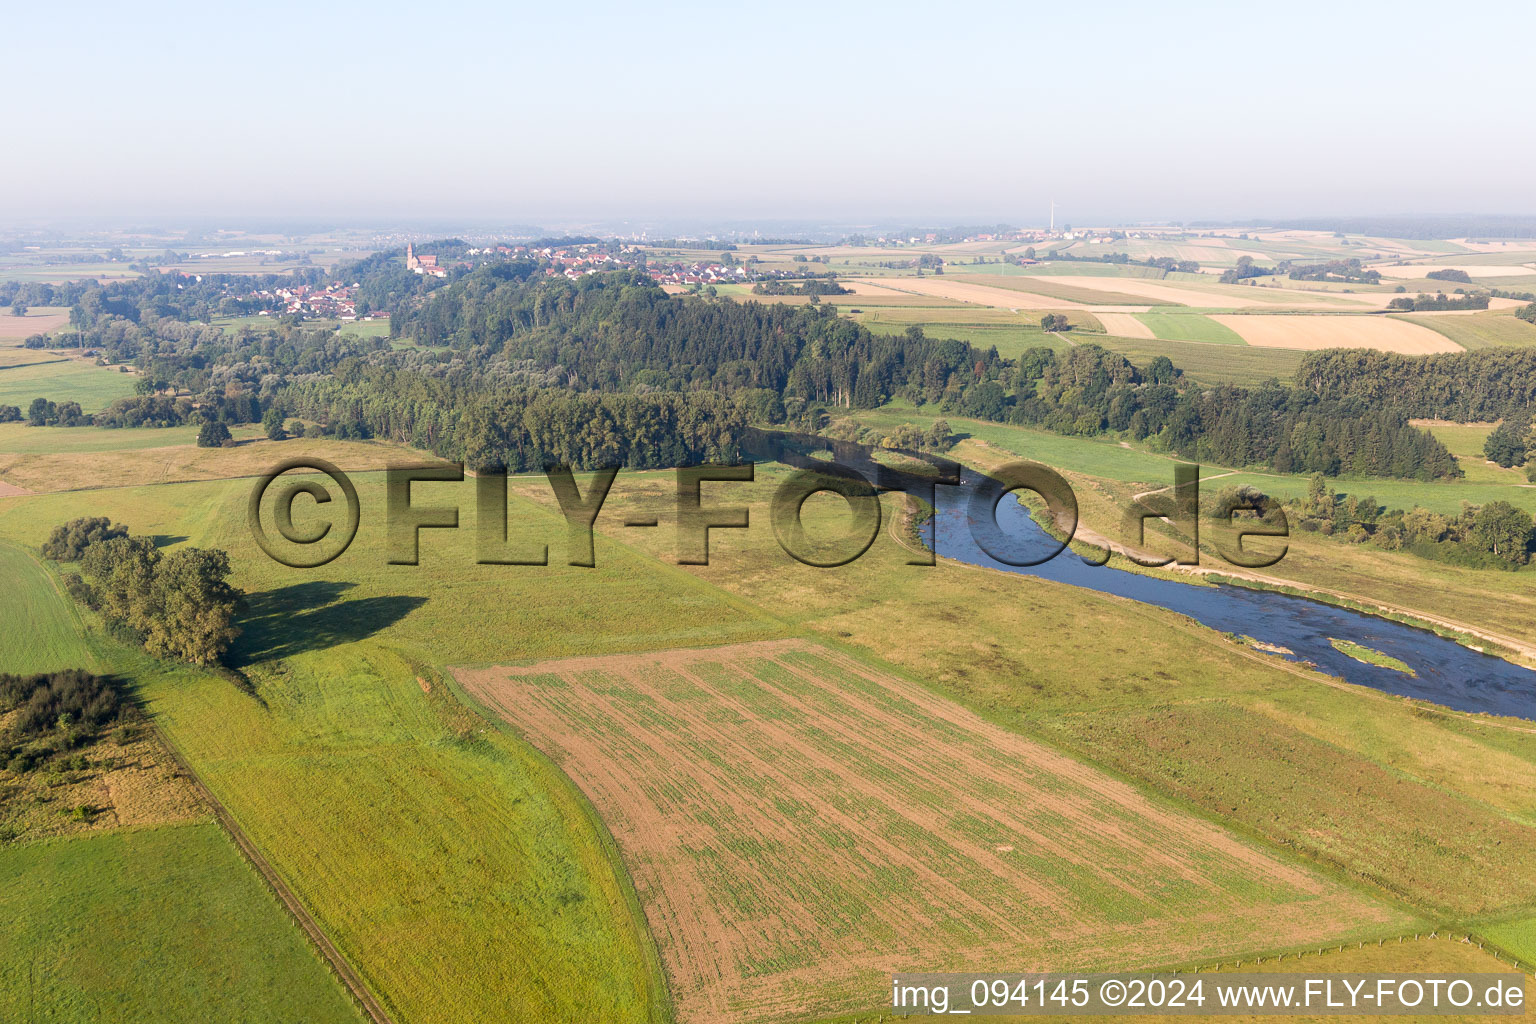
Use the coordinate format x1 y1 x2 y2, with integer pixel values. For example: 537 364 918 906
927 467 1536 720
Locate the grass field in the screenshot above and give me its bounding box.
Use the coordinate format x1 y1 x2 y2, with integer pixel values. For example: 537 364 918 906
7 417 1536 1024
212 314 392 339
0 351 69 369
0 469 789 1024
459 639 1405 1024
1417 422 1529 485
0 429 400 493
0 543 98 675
1093 336 1306 385
0 823 363 1023
0 421 213 455
1397 312 1536 350
0 359 136 412
1484 915 1536 965
1134 312 1247 345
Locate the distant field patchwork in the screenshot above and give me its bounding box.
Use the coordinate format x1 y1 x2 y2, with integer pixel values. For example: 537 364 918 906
458 639 1407 1024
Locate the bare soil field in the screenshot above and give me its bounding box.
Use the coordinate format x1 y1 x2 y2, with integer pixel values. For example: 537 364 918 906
1094 312 1158 339
457 639 1407 1024
0 310 71 340
1210 314 1462 353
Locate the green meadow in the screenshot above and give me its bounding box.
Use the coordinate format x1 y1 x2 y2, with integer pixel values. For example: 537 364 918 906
1135 311 1247 345
1395 312 1536 350
857 316 1074 356
1484 915 1536 966
0 421 206 454
212 315 392 339
0 360 136 412
0 543 97 675
0 823 363 1024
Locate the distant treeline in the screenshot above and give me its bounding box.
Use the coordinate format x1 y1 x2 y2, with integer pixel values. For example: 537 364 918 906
1257 216 1536 240
365 267 1461 479
1033 249 1200 274
31 257 1505 483
1287 259 1380 284
751 279 849 296
1387 292 1489 312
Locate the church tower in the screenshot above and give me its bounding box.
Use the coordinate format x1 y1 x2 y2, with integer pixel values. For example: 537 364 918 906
406 242 419 271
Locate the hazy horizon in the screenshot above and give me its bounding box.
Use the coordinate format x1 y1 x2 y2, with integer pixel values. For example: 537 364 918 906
8 0 1535 225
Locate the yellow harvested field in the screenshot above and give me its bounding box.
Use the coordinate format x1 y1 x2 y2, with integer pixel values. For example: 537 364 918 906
839 280 915 296
1377 264 1536 279
1095 312 1157 339
458 639 1407 1024
1210 314 1462 353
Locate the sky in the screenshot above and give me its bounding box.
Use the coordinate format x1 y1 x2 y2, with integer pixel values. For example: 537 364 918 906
7 0 1535 227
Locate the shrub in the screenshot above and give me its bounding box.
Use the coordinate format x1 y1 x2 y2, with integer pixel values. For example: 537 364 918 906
41 516 128 561
197 419 232 448
76 536 242 666
0 670 125 741
262 406 287 441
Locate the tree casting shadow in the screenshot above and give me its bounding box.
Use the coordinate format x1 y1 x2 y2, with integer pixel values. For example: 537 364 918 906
231 580 426 665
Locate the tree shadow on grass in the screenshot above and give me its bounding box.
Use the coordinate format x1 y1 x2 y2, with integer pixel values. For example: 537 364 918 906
231 580 426 666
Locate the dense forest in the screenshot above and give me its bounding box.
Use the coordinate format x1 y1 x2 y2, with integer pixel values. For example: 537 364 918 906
1298 348 1536 422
